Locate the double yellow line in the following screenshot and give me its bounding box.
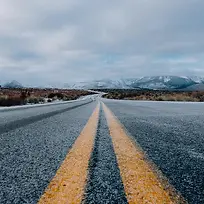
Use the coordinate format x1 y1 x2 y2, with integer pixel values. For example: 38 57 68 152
38 102 186 204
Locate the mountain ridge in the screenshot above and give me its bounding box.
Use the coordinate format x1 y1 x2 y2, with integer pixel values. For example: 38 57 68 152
65 76 204 90
2 76 204 90
3 80 23 88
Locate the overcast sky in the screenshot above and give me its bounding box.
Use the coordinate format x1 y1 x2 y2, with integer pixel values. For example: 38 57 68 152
0 0 204 86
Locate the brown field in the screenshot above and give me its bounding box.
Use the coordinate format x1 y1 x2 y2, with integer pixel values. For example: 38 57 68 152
0 88 95 106
99 89 204 102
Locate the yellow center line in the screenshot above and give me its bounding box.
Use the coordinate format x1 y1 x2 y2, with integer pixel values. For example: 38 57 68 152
38 103 100 204
102 102 186 204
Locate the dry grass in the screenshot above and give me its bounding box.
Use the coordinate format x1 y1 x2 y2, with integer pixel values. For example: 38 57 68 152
102 89 204 102
0 88 94 106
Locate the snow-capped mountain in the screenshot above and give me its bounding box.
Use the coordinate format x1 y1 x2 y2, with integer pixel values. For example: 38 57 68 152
64 79 130 89
185 76 204 84
3 80 23 88
2 76 204 90
64 76 204 90
129 76 197 89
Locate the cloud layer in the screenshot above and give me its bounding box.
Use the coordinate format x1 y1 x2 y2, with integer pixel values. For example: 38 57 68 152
0 0 204 86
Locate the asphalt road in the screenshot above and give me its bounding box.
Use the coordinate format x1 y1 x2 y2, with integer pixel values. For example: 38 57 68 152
0 98 97 203
0 97 204 203
84 108 127 204
103 99 204 204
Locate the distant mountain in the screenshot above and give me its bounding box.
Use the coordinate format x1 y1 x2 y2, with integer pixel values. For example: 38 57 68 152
186 76 204 84
64 76 204 90
3 80 23 88
183 84 204 91
65 79 130 89
130 76 197 90
3 76 204 90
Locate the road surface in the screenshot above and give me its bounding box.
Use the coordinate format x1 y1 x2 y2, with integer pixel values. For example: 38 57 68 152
0 97 204 203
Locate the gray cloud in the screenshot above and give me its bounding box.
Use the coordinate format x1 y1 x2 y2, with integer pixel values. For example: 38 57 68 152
0 0 204 86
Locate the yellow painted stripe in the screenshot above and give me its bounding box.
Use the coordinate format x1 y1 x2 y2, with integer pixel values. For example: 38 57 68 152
38 103 100 204
102 102 186 204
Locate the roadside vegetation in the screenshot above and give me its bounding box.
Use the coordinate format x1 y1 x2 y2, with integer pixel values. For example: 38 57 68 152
0 88 95 107
98 89 204 102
